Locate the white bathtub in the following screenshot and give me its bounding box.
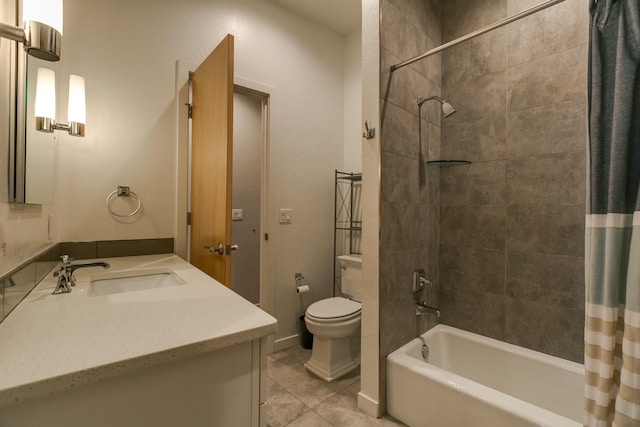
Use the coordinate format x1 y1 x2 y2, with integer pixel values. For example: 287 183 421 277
387 325 584 427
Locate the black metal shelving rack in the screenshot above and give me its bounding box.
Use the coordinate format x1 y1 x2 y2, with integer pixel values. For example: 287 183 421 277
333 170 362 297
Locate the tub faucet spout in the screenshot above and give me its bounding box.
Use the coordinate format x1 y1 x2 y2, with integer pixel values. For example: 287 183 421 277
416 300 441 318
52 255 110 294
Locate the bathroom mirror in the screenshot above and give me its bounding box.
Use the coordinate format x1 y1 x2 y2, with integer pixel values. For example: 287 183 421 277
4 0 55 205
8 45 56 205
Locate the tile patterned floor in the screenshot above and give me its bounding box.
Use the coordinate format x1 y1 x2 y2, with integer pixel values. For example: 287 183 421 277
266 346 406 427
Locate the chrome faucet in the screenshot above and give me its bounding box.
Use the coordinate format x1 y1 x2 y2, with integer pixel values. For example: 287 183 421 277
415 300 441 318
52 255 110 294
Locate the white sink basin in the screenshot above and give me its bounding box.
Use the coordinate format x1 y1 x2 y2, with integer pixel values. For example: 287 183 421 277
88 267 185 296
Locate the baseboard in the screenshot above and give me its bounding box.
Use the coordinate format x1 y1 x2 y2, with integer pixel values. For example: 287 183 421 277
273 334 300 352
357 391 383 418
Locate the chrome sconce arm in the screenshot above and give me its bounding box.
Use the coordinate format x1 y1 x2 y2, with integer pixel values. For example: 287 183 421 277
36 117 85 137
0 21 27 44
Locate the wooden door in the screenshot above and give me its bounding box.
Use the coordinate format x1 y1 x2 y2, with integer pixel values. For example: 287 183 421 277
190 35 234 286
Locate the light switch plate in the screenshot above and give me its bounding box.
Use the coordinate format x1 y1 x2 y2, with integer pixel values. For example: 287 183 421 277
279 209 292 224
232 209 244 221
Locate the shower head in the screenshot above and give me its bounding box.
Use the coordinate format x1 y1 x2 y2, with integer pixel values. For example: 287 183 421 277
417 96 457 118
441 102 456 117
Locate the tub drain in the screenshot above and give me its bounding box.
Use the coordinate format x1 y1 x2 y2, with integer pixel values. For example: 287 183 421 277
421 344 429 360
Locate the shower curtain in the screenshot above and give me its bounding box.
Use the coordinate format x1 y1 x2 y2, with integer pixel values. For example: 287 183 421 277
584 0 640 426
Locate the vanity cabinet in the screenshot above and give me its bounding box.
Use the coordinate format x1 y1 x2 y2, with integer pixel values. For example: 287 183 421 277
0 255 275 427
0 338 267 427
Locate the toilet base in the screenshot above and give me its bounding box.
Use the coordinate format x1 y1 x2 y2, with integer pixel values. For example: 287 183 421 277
304 335 359 382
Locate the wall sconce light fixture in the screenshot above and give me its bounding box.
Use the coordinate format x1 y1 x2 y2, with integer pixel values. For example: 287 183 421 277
0 0 63 62
35 68 86 137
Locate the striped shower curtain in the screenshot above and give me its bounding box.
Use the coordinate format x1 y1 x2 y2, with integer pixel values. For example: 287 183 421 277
584 1 640 426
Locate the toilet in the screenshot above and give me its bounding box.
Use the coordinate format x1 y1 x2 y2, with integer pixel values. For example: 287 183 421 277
304 254 362 382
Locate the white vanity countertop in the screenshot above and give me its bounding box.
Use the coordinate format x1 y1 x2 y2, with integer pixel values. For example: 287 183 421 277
0 254 277 407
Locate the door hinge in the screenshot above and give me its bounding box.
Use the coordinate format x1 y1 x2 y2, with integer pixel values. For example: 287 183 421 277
186 103 193 119
264 233 269 241
187 212 192 225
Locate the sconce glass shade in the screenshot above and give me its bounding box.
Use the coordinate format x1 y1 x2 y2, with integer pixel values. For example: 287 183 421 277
23 0 63 34
34 67 56 120
33 68 86 137
68 75 85 136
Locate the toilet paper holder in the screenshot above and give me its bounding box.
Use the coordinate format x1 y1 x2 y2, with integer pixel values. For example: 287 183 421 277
295 272 310 295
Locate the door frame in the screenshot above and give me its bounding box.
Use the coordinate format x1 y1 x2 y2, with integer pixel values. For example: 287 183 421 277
233 77 272 314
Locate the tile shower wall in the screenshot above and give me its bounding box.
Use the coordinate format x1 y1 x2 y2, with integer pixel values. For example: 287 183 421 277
439 0 588 362
378 0 442 402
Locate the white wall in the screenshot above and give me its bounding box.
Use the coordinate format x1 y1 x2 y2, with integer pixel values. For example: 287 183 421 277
359 0 382 417
49 0 348 346
343 28 363 173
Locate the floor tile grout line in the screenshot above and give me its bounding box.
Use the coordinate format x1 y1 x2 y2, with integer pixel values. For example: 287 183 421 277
267 375 315 413
268 347 396 426
310 407 338 427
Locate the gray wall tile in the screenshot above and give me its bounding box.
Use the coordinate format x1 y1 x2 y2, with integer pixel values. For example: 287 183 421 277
505 298 584 363
381 101 420 158
507 0 589 66
380 247 430 305
442 0 507 41
441 116 507 162
381 0 428 78
435 0 587 363
507 99 587 158
444 72 507 124
507 251 584 309
506 204 585 256
440 205 506 250
381 153 419 203
381 50 438 120
380 295 422 356
379 0 587 407
96 238 173 258
507 152 586 205
427 121 441 161
440 287 506 340
440 245 506 295
378 0 442 405
507 45 587 112
380 201 430 254
441 161 506 206
59 241 98 260
443 29 507 87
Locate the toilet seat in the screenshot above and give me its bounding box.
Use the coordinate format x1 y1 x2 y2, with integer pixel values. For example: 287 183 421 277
306 297 361 321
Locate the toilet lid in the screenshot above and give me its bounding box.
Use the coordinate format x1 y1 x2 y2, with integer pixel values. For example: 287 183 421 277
306 297 361 319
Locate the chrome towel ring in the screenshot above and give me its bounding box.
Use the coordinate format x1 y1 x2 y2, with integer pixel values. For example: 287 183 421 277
106 186 142 217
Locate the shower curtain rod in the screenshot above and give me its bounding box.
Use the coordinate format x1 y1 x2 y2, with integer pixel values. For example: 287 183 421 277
390 0 566 72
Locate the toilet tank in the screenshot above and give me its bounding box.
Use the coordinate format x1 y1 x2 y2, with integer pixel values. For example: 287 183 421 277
338 254 362 301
